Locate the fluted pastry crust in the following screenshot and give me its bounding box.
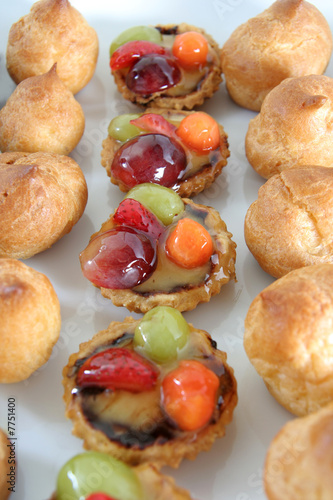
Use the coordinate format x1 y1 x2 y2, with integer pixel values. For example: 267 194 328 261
63 317 237 468
111 23 222 110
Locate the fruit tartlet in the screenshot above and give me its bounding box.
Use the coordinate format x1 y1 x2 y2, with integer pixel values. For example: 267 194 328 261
62 307 238 468
101 108 229 198
50 451 193 500
109 23 222 109
79 183 236 313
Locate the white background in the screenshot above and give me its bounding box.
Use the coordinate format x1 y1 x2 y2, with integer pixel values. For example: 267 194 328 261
0 1 333 499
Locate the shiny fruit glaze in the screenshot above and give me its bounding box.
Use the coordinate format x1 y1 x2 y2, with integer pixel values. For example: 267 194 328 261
109 25 163 56
176 111 220 154
56 451 143 500
161 360 220 431
172 31 209 69
134 306 190 363
126 54 181 95
111 133 187 189
86 494 117 500
110 40 167 71
79 227 157 289
113 198 164 240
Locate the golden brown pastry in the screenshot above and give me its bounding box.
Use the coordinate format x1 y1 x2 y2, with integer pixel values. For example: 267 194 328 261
221 0 332 112
111 23 222 110
0 64 85 155
80 189 236 313
264 402 333 499
6 0 99 95
245 74 333 178
101 108 230 198
63 312 237 468
0 429 11 500
244 264 333 417
0 258 61 383
244 165 333 278
0 151 88 259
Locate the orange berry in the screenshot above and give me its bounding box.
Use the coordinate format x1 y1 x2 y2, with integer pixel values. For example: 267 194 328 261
161 360 219 431
172 31 209 69
165 218 213 269
176 112 220 154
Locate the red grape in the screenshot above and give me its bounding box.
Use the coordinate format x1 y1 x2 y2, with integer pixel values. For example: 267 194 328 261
111 133 187 190
79 227 157 289
126 54 181 95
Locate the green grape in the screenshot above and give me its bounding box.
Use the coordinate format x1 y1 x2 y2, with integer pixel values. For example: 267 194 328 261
108 114 142 142
56 451 144 500
110 26 163 56
126 183 184 225
134 306 190 363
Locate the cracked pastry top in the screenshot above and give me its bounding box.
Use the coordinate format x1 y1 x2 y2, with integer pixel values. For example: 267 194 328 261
0 152 88 259
244 264 333 417
221 0 332 111
244 165 333 279
101 108 230 198
62 309 237 468
264 402 333 499
109 23 222 110
79 183 236 313
245 74 333 179
6 0 99 95
0 258 61 383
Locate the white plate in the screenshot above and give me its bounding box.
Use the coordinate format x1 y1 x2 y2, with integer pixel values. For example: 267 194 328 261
1 1 332 499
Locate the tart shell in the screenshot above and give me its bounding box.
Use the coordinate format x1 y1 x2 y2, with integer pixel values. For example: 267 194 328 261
101 108 230 198
63 316 238 469
111 23 222 110
94 198 236 313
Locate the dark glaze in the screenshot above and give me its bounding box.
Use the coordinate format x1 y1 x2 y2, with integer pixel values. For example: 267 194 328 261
72 332 235 450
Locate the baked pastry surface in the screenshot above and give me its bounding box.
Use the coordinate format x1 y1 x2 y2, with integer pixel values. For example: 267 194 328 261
80 196 236 313
6 0 99 95
0 258 61 383
244 165 333 278
0 64 85 155
264 402 333 499
101 108 230 198
111 23 222 110
245 74 333 178
63 315 237 468
221 0 332 111
0 151 88 259
244 264 333 417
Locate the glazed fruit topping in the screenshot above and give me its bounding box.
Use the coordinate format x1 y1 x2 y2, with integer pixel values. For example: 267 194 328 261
110 25 162 56
125 183 185 225
126 54 181 95
108 113 142 142
110 40 167 71
56 451 143 500
176 111 220 154
161 359 219 431
111 133 187 189
113 198 164 240
77 347 159 393
134 306 190 363
172 31 209 69
165 217 213 268
79 227 157 289
130 113 177 137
